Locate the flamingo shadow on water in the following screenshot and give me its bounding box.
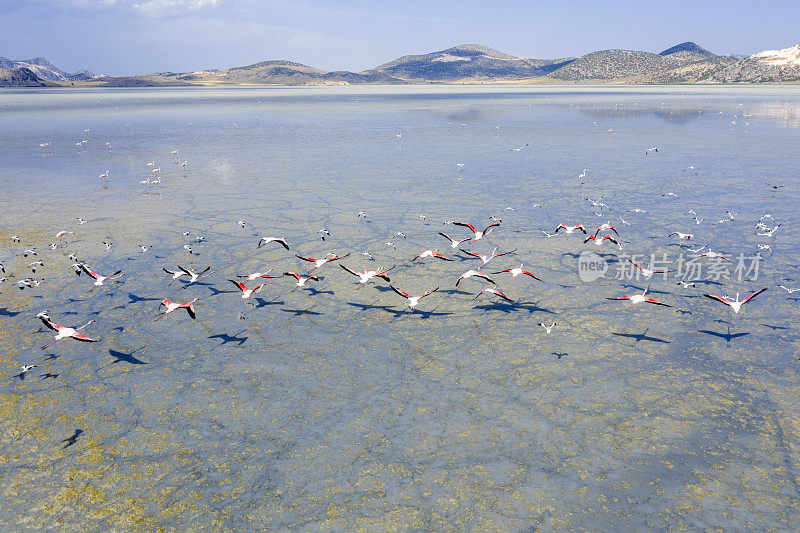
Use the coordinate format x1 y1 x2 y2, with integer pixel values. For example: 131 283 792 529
208 330 248 346
108 346 148 365
612 328 671 344
698 327 750 346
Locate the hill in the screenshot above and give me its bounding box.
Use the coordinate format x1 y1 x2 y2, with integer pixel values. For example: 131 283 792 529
0 57 93 81
0 67 48 86
659 42 714 56
373 44 574 81
710 44 800 83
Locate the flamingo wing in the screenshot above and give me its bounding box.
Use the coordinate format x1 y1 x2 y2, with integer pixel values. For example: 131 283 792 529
703 294 732 306
72 332 98 342
390 285 410 299
742 287 767 304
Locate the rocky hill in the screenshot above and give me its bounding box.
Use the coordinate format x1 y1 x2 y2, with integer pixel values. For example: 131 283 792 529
0 56 93 81
0 67 49 86
709 43 800 83
659 42 714 56
373 44 574 81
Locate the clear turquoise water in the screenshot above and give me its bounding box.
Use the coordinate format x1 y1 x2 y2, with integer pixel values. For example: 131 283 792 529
1 85 799 529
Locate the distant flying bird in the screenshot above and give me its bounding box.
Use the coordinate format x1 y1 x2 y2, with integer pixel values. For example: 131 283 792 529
539 322 556 333
645 147 658 155
554 223 587 234
257 237 290 250
510 143 529 152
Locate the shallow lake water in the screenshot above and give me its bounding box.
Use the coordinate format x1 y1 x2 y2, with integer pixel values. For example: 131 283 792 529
1 85 800 530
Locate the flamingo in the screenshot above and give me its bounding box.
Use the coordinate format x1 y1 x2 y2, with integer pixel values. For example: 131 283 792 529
37 312 99 349
596 223 618 235
629 260 670 279
229 280 265 318
492 264 542 283
339 264 391 289
389 285 438 313
238 269 276 281
455 270 495 287
461 247 515 266
554 223 587 234
177 266 212 285
607 286 671 307
703 288 767 314
296 252 349 271
438 232 470 249
474 287 514 303
453 221 500 242
154 298 198 321
412 249 452 262
257 237 290 250
284 272 319 289
584 234 618 247
77 264 124 286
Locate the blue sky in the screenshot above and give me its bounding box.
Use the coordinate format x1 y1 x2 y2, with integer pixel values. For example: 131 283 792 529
1 0 798 75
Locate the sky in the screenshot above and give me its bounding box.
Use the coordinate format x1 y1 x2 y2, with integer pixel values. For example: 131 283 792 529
1 0 799 75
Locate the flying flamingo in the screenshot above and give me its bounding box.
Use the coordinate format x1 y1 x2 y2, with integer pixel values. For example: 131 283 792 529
339 264 391 289
296 252 349 271
461 247 515 266
284 272 319 289
257 237 290 250
492 264 542 283
629 260 670 279
37 312 99 350
453 221 500 242
703 288 767 314
555 223 587 234
229 279 266 319
438 232 470 249
154 298 198 321
237 269 277 281
412 249 452 262
607 286 671 307
584 234 618 246
455 270 495 287
474 287 514 303
389 285 438 313
77 264 124 286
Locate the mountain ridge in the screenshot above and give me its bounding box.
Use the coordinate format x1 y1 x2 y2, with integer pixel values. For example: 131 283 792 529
3 41 800 87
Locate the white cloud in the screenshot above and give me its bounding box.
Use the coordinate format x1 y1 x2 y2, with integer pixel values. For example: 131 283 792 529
132 0 220 16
